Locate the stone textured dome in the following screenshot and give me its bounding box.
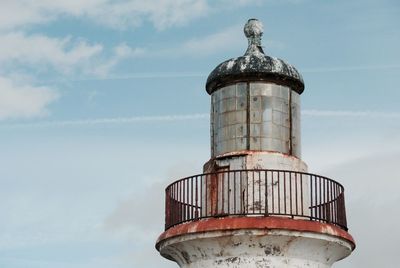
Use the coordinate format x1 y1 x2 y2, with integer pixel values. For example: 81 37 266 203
206 19 304 95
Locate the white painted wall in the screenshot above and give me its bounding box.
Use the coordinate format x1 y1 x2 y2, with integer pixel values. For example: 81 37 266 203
159 229 352 268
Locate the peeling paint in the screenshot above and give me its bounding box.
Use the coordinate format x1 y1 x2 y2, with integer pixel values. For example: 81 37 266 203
206 18 304 95
156 217 355 250
157 226 353 267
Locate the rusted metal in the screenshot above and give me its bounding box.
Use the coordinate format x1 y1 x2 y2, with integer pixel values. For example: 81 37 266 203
164 169 348 231
156 217 356 251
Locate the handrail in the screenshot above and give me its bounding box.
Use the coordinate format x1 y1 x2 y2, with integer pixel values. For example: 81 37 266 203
164 169 347 231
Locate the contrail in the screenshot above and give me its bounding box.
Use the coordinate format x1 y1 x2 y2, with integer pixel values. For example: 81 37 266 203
46 72 206 83
43 64 400 83
0 110 399 129
302 110 400 118
0 114 209 128
301 64 400 73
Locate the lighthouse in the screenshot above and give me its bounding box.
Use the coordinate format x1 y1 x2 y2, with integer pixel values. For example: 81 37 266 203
156 19 355 267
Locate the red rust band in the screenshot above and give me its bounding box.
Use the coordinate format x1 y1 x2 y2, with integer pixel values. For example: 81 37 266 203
157 216 355 250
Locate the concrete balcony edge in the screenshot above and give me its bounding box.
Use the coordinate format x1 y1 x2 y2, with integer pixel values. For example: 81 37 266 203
156 216 355 251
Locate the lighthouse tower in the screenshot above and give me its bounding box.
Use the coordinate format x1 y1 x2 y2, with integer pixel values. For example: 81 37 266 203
156 19 355 267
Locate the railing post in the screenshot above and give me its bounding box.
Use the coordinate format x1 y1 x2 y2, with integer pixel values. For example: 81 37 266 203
165 187 169 230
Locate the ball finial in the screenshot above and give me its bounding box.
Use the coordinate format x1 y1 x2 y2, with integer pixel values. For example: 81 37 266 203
244 19 264 54
244 18 264 39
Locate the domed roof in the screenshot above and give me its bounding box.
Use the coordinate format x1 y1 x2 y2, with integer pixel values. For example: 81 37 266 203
206 19 304 95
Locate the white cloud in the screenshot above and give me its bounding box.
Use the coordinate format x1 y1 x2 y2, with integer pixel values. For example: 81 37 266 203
0 31 105 121
0 76 58 120
113 43 146 58
0 1 271 82
0 32 103 74
0 0 213 121
0 0 211 31
323 153 400 268
0 33 148 83
181 25 244 56
107 0 210 30
0 1 50 31
90 43 147 76
103 180 165 233
178 24 287 56
0 32 153 79
102 160 204 267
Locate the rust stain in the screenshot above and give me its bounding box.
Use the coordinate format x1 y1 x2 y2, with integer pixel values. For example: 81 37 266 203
156 216 355 250
214 150 303 161
208 174 218 215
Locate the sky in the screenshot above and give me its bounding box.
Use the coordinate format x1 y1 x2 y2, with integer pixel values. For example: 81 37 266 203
0 0 399 267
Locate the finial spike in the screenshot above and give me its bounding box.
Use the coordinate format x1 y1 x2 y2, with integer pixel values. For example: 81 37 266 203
244 18 264 54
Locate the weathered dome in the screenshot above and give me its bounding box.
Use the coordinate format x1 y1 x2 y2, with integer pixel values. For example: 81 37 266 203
206 19 304 95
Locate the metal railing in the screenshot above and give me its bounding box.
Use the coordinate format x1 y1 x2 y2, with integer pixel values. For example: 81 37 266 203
164 169 347 231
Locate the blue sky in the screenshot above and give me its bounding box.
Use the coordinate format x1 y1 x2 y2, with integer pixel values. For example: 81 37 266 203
0 0 399 267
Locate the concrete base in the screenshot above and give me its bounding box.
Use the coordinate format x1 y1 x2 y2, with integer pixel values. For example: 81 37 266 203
159 230 352 268
157 218 355 268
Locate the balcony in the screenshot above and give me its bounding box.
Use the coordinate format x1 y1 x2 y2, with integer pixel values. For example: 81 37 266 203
164 169 347 231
